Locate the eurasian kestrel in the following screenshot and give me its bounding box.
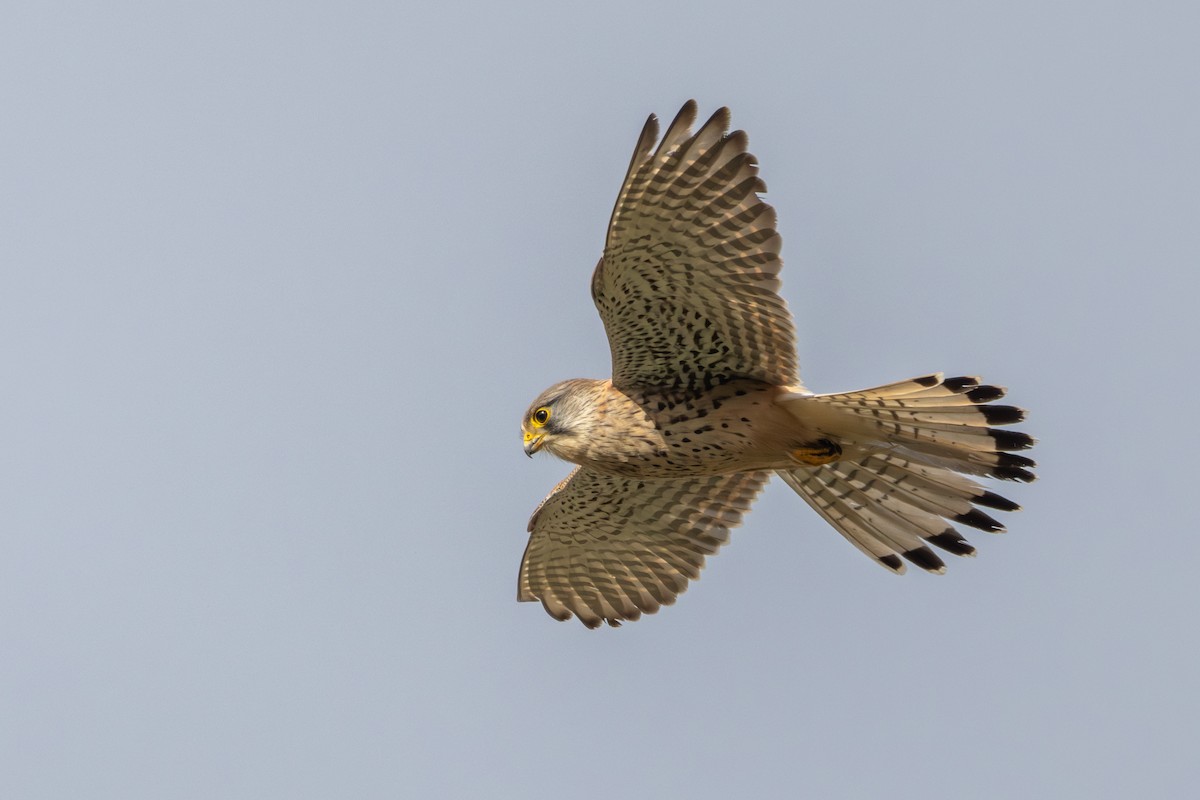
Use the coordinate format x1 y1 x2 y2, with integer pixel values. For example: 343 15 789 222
519 101 1035 628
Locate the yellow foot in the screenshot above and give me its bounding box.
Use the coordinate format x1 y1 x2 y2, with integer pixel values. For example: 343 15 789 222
790 439 842 466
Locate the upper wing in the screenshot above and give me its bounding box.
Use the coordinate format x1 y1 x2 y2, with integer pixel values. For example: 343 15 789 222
519 466 770 628
592 100 798 392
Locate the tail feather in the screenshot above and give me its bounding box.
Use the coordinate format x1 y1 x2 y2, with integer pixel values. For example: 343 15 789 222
782 374 1038 483
778 466 948 573
815 404 1031 448
829 451 1001 526
823 373 1011 407
778 374 1034 573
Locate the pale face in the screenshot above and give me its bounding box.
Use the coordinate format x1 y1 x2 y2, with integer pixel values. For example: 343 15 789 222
520 378 603 462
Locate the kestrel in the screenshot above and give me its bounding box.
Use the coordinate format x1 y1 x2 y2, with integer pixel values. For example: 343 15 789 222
519 101 1035 628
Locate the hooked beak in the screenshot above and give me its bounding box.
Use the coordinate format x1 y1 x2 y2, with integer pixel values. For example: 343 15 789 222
523 432 545 457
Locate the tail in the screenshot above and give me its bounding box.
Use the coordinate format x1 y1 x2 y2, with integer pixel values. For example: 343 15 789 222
777 373 1036 574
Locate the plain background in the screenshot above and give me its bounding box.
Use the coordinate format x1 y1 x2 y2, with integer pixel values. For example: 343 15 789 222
3 2 1197 798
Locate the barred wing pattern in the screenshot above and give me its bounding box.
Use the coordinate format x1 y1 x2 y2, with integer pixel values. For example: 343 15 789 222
519 467 770 628
592 100 799 393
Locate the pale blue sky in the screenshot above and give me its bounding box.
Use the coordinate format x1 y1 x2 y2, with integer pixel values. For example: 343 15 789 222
3 2 1198 798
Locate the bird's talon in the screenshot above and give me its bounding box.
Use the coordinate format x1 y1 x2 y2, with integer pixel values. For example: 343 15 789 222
791 439 842 466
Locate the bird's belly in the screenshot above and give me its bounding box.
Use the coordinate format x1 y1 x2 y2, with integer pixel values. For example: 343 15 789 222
587 451 748 479
584 425 785 478
578 381 805 478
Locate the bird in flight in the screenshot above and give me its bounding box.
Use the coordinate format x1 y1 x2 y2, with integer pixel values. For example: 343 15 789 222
519 101 1035 628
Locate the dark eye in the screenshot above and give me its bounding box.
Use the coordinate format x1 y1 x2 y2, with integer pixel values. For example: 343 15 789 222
532 407 551 426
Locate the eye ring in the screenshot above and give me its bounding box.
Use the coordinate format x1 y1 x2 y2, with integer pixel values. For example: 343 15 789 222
531 407 551 427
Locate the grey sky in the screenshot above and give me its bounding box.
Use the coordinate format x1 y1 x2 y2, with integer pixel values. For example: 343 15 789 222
3 2 1197 798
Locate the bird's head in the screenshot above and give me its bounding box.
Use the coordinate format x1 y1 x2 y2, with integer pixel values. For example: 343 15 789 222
521 379 599 460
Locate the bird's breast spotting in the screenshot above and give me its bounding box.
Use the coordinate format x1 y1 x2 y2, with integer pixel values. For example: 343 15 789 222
576 380 801 478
